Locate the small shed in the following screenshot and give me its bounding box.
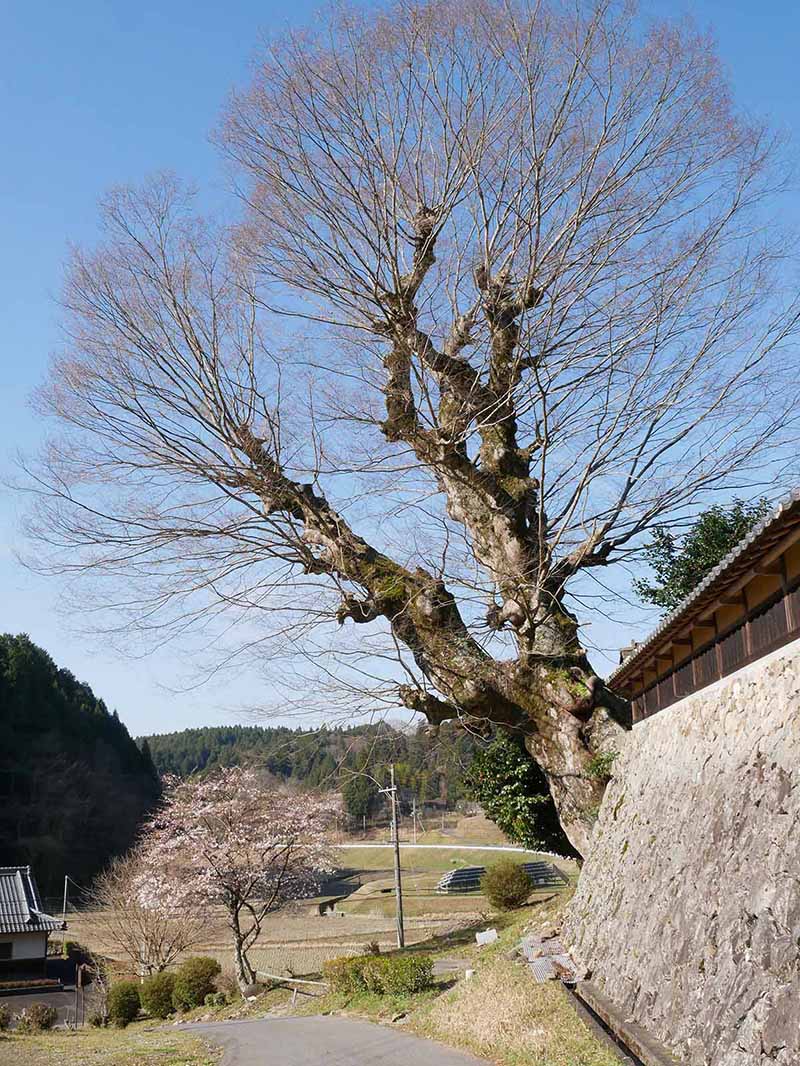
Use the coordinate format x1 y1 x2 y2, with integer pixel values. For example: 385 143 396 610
0 866 65 977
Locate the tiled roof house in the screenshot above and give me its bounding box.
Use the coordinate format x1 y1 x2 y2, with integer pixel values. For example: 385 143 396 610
0 866 65 976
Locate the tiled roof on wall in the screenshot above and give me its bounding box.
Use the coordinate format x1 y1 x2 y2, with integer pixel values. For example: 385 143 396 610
609 489 800 688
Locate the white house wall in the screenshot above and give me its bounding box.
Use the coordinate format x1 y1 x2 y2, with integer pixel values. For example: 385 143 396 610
0 933 47 960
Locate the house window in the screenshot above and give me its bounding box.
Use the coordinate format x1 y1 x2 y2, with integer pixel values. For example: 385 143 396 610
0 942 12 960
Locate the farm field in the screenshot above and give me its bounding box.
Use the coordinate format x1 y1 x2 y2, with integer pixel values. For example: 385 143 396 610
68 822 576 979
357 811 514 846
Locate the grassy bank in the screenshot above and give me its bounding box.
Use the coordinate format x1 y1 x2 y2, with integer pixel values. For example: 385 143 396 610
294 892 618 1066
0 1023 219 1066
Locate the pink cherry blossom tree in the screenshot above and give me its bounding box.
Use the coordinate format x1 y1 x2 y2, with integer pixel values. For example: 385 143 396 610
136 767 338 989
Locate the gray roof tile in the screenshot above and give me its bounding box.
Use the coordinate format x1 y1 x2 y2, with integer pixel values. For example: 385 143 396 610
0 866 66 934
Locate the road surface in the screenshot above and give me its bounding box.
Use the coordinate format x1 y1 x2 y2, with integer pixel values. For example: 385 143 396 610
191 1015 489 1066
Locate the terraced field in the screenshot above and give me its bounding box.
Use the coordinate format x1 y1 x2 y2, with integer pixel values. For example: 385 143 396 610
69 818 577 979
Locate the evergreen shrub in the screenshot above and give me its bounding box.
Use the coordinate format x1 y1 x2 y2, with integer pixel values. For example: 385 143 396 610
481 858 532 911
140 971 176 1018
108 980 140 1027
323 953 433 996
323 955 369 994
171 956 221 1011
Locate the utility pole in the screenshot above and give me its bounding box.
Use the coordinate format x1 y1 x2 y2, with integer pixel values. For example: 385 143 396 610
61 875 68 953
381 765 405 948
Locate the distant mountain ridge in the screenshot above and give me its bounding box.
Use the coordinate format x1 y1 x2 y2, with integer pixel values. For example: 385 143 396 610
0 633 161 896
139 721 482 807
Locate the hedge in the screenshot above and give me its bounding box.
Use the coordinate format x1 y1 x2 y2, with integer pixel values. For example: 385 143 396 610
323 953 433 996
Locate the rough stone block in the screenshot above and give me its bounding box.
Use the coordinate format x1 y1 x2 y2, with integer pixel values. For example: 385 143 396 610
565 641 800 1066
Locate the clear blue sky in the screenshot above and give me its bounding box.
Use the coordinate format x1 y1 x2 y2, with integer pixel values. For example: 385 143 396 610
1 1 798 737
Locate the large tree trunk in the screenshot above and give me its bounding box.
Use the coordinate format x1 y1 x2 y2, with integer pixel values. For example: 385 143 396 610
398 602 628 856
229 912 257 991
508 645 628 856
521 681 626 857
233 934 256 991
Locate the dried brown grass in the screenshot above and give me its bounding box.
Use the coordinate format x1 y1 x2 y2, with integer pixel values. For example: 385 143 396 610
417 957 618 1066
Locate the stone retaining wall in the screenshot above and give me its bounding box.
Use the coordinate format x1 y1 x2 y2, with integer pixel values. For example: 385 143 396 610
566 640 800 1066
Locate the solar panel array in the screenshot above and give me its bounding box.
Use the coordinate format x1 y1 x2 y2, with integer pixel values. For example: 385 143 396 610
435 860 569 894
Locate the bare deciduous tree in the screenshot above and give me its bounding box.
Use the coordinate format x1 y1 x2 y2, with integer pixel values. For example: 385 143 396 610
24 0 800 853
89 849 204 976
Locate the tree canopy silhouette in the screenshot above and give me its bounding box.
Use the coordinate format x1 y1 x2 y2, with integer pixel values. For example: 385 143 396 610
23 1 800 852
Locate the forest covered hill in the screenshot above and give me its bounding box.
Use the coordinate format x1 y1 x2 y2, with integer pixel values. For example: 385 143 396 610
0 634 161 896
140 721 483 809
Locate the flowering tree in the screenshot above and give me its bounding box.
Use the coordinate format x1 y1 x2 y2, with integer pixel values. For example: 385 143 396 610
137 767 337 989
89 847 205 976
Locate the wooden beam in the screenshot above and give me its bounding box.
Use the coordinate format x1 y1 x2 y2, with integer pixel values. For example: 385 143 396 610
612 518 800 688
692 524 800 621
754 561 783 576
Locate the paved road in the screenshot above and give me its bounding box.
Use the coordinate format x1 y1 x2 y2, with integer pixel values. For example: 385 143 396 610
191 1016 489 1066
0 986 100 1028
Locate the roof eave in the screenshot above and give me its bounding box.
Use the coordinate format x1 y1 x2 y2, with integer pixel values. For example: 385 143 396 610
610 489 800 691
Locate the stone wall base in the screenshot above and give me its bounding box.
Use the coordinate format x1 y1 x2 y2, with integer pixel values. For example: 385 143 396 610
566 642 800 1066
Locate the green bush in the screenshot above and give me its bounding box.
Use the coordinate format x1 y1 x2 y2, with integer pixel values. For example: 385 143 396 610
204 991 227 1007
323 953 433 997
379 955 433 995
140 971 176 1019
171 956 221 1011
15 1003 58 1032
108 980 141 1027
481 858 532 911
360 956 388 993
0 1004 10 1031
88 1010 107 1028
323 955 370 994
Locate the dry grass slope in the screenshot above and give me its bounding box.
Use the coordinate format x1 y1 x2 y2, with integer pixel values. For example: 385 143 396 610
419 959 618 1066
0 1024 219 1066
295 891 618 1066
